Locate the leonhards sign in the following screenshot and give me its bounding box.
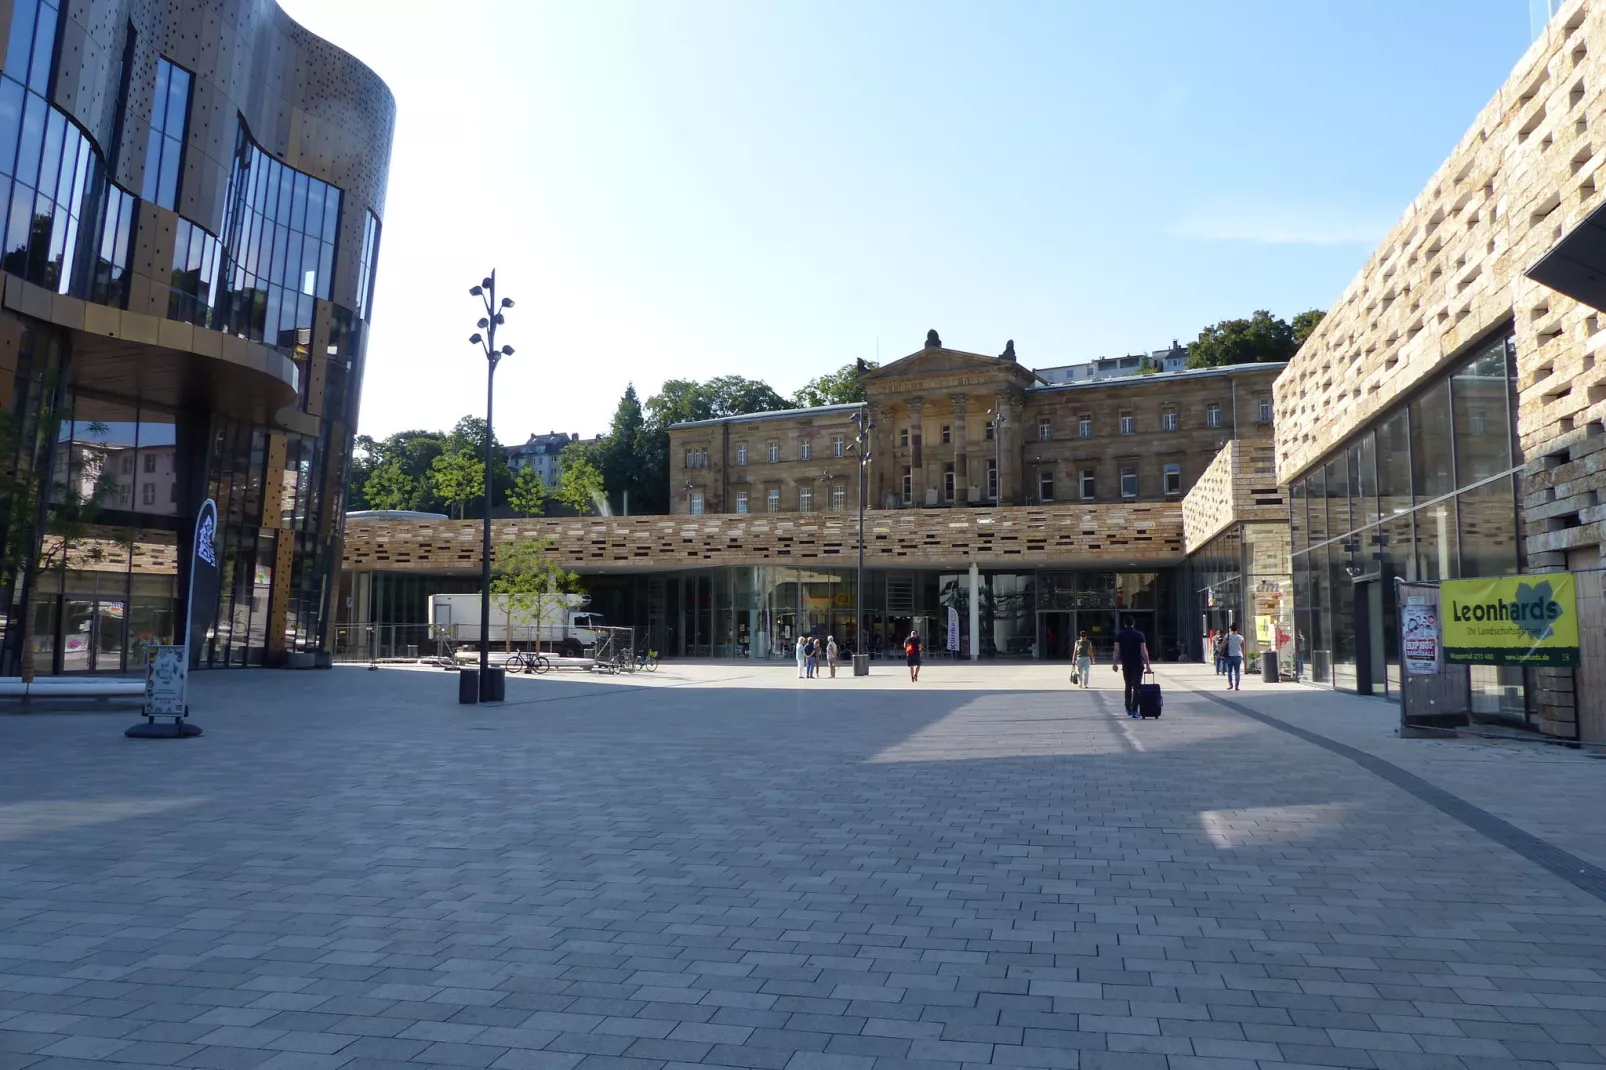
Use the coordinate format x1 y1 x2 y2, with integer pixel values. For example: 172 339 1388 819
1441 574 1579 666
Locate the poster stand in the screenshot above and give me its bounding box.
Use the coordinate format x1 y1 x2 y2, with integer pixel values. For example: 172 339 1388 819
125 499 218 740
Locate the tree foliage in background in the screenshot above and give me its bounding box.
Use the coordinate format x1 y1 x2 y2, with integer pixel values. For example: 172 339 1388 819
348 418 511 517
506 467 546 518
555 444 607 515
490 537 582 653
1185 308 1325 368
793 360 879 407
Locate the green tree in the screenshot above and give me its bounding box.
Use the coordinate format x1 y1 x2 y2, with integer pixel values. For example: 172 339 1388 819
490 537 583 653
1185 310 1297 369
555 443 607 514
794 360 879 407
1291 308 1326 349
644 375 791 427
507 467 546 517
362 460 420 511
429 447 482 519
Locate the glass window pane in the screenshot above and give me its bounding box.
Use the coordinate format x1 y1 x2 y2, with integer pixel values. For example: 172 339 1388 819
1306 466 1327 544
0 76 25 176
35 106 60 195
5 0 37 83
1414 501 1460 581
150 58 169 133
25 0 53 93
156 132 180 206
321 190 339 241
1354 433 1378 530
1452 337 1513 486
1325 455 1350 539
1457 477 1517 577
289 170 307 233
15 90 44 186
1378 407 1411 519
164 64 189 137
1290 478 1306 555
1409 380 1454 503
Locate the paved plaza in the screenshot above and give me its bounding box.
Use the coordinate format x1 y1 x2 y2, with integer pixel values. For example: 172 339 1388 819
3 663 1606 1070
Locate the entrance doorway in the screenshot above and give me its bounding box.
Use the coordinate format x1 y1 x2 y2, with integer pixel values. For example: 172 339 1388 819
1038 611 1072 660
60 597 126 673
1353 578 1386 696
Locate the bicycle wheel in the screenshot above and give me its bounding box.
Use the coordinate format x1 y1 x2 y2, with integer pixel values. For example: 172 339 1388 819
645 653 659 672
533 655 551 675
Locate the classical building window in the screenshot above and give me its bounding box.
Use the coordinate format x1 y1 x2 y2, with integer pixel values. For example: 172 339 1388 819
832 435 845 457
1258 396 1272 423
800 441 811 461
143 453 157 473
899 428 910 447
1038 470 1054 501
943 462 955 502
683 447 707 468
1206 402 1222 428
142 482 156 505
941 425 951 444
901 467 912 504
799 486 813 511
735 492 748 514
1038 417 1051 441
689 491 704 515
986 459 998 501
1161 406 1178 432
830 484 845 511
766 488 780 512
1119 410 1135 435
1164 463 1181 496
1078 414 1092 438
984 421 994 441
142 58 192 209
736 444 747 465
1120 465 1138 498
767 442 779 463
1079 469 1095 500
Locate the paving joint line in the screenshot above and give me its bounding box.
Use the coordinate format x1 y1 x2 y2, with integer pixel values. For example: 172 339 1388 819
1190 684 1606 902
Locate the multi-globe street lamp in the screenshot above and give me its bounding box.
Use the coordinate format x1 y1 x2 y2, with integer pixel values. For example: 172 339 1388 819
468 271 514 696
848 404 874 672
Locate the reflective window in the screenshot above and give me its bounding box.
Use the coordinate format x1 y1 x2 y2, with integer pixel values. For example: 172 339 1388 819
735 492 748 514
766 488 780 513
1409 380 1454 502
168 217 222 326
1120 465 1137 498
1163 463 1181 496
689 491 703 516
830 484 845 511
1458 475 1516 577
1377 408 1411 518
799 486 812 511
140 59 190 209
1353 432 1378 530
356 209 379 320
5 0 57 97
1452 337 1513 486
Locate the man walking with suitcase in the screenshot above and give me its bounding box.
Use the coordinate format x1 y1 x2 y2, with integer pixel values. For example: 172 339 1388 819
1111 615 1152 717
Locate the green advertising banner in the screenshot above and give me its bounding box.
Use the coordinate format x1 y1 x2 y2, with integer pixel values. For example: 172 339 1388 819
1440 573 1579 666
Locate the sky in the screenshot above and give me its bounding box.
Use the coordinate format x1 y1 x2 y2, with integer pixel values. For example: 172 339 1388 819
276 0 1542 445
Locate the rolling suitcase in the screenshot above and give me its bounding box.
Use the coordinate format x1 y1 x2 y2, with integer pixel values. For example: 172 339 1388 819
1137 670 1163 719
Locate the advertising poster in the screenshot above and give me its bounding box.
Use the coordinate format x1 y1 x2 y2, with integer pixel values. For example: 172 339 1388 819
143 645 186 715
1400 603 1440 675
1440 573 1579 666
946 606 960 651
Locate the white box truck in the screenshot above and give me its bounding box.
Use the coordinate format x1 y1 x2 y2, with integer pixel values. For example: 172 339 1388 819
429 592 603 658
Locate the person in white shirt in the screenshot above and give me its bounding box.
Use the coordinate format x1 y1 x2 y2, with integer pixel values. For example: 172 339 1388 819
795 635 807 678
1224 624 1245 691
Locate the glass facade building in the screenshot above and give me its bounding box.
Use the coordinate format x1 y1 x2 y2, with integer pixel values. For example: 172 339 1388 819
0 0 393 673
1288 331 1527 716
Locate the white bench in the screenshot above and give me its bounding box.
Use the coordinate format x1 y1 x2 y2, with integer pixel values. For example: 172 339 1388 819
0 677 145 698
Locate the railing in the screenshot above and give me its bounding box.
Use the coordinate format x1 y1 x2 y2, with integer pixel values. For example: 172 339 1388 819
330 624 442 664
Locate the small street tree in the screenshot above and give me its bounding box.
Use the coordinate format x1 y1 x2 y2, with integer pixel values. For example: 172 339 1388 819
490 537 582 652
555 445 606 515
507 467 546 517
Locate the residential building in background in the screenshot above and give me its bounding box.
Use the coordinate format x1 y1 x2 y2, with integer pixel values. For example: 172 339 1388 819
1033 341 1190 385
506 431 576 489
0 0 393 673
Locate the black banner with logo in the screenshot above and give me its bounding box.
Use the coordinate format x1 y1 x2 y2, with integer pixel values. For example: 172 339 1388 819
185 499 220 668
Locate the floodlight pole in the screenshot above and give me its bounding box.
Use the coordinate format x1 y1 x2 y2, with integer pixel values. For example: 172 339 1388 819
469 271 515 696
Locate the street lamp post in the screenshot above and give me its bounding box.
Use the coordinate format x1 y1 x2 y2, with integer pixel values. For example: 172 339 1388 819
468 271 514 698
849 405 874 673
988 407 1008 504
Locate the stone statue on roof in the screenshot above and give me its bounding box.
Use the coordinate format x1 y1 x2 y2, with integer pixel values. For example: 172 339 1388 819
925 329 941 349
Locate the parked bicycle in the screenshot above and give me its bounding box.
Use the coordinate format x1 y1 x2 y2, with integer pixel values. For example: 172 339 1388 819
635 648 659 672
510 650 551 675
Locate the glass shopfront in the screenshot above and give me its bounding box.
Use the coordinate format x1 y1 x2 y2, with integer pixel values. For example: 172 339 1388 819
1288 330 1526 715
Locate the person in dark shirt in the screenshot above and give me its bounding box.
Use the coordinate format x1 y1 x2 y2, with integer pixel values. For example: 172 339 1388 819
1110 616 1152 716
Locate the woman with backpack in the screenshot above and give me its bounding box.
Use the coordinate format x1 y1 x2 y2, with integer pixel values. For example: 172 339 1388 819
904 631 922 682
1073 631 1094 688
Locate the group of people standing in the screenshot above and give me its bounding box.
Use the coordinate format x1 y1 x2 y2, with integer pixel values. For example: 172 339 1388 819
1208 624 1246 690
795 634 839 678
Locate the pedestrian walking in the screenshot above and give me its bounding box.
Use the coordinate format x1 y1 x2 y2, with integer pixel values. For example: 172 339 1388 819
904 630 922 682
1213 630 1228 675
795 635 806 678
1111 615 1152 717
1074 631 1094 689
1224 623 1245 691
826 635 839 678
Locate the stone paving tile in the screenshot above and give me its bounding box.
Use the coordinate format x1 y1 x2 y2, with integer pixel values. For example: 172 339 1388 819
5 666 1606 1069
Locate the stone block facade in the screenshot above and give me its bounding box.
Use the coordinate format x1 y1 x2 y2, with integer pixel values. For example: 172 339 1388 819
341 501 1187 575
670 337 1280 520
1181 438 1287 554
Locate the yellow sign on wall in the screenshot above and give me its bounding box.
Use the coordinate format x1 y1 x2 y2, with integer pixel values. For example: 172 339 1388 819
1440 573 1579 666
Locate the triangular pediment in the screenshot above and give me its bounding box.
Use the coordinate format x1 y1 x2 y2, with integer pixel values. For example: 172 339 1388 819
863 346 1042 388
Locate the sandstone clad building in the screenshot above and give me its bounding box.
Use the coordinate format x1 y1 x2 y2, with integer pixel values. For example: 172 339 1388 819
1277 0 1606 741
338 335 1287 665
0 0 393 672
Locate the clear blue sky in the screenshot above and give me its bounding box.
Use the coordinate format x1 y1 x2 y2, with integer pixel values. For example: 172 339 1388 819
278 0 1539 443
